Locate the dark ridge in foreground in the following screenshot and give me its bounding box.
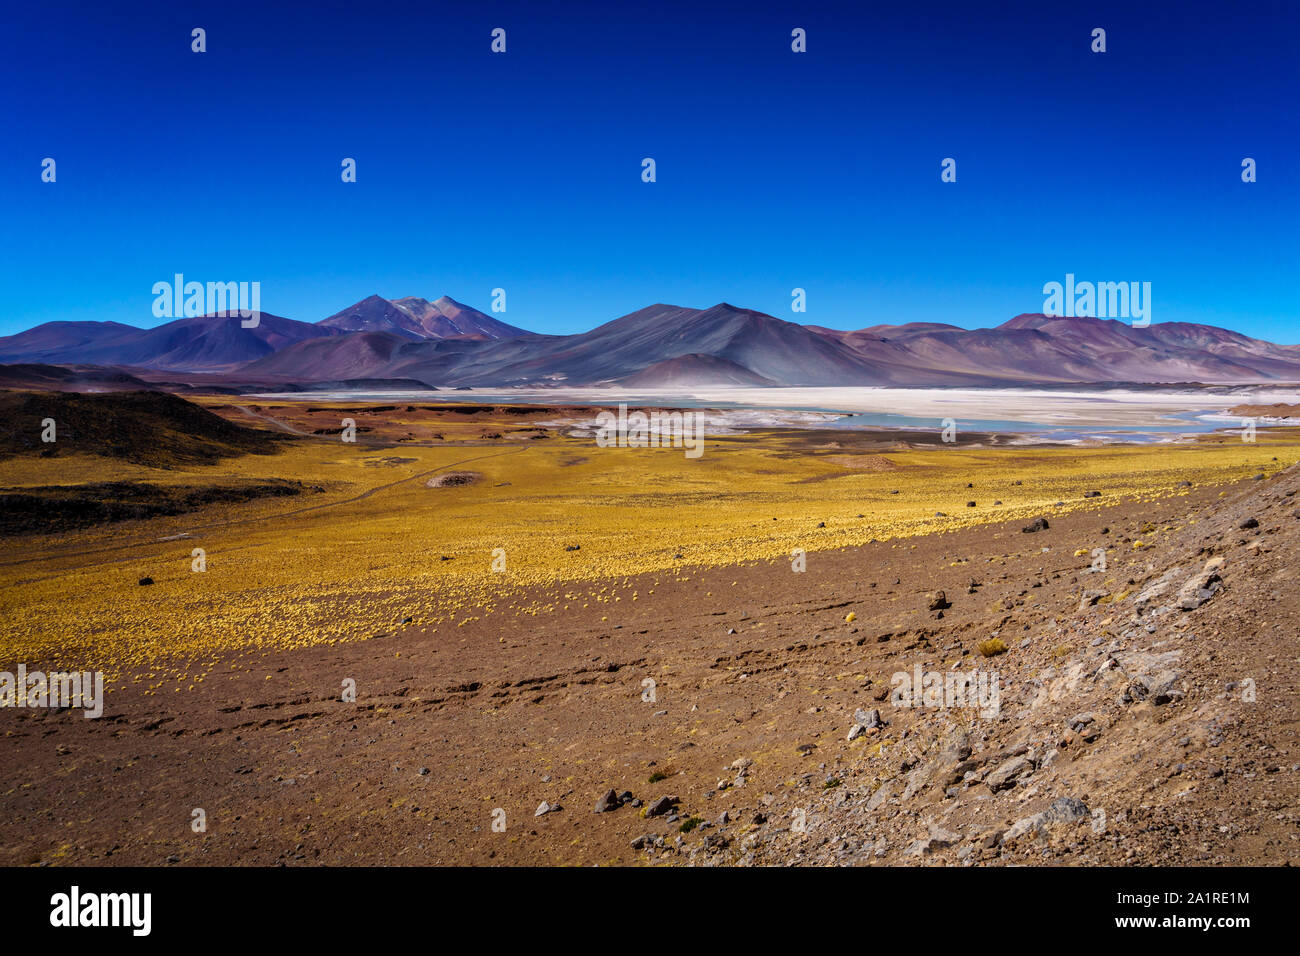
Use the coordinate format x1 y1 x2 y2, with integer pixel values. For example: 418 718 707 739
0 390 285 467
0 479 307 536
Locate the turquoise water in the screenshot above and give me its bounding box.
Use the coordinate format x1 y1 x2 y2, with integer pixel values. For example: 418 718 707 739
825 408 1224 442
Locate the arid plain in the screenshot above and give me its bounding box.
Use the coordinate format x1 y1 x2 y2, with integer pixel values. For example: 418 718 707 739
2 393 1299 866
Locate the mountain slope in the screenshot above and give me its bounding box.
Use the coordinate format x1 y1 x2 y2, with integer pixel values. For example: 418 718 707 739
237 331 412 381
318 295 528 340
390 303 964 387
0 320 142 361
0 313 334 372
619 353 776 386
817 314 1300 385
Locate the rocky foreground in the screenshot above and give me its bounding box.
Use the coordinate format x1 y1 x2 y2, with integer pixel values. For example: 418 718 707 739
3 464 1298 867
682 468 1300 866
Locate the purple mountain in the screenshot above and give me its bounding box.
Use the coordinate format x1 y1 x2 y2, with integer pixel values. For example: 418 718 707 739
4 299 1299 386
317 295 527 340
244 306 1300 387
0 313 334 372
0 295 527 372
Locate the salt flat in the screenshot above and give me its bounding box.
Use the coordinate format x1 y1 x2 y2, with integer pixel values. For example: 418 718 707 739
578 386 1300 428
272 386 1300 430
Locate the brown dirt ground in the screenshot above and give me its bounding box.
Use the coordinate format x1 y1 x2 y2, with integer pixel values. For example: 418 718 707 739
3 467 1298 867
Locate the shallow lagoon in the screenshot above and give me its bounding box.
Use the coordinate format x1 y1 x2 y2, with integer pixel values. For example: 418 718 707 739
252 386 1300 445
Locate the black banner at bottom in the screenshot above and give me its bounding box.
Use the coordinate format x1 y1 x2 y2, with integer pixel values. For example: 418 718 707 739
0 865 1277 942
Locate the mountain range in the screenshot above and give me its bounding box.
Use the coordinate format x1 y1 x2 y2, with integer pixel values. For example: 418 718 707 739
3 295 1299 388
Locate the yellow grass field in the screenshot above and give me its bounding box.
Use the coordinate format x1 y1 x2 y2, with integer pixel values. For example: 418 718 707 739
2 416 1296 692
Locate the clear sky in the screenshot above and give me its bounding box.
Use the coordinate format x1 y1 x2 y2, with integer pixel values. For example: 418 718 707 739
2 0 1296 339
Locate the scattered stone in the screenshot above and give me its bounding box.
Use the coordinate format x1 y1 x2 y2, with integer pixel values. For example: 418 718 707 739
1145 670 1182 705
645 795 679 817
985 755 1033 792
1068 713 1095 732
866 780 894 811
927 590 951 611
1177 556 1224 611
138 577 153 586
594 789 621 813
1134 566 1182 612
904 824 962 856
1022 517 1050 533
702 832 729 852
1239 517 1259 529
1002 797 1091 843
853 708 883 729
902 729 971 800
1079 589 1108 610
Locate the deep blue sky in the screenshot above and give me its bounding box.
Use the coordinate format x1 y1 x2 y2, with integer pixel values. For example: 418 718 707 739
2 0 1297 339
